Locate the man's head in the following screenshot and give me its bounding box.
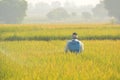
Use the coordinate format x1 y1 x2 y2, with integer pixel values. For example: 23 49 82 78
72 32 78 39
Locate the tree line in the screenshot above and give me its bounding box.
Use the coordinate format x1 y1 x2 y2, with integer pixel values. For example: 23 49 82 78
0 0 120 24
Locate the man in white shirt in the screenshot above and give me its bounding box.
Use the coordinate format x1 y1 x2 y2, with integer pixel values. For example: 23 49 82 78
65 32 84 53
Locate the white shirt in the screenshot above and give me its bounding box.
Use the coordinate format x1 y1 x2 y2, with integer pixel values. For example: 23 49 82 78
65 39 84 53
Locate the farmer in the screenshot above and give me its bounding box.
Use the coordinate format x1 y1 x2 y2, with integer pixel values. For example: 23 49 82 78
65 32 84 53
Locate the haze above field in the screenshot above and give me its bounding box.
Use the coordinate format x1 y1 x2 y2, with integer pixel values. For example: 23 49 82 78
0 0 120 24
26 0 100 6
25 0 110 23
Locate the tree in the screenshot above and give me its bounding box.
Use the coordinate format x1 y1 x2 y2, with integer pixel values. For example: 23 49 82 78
47 7 69 20
92 2 108 18
34 2 51 16
103 0 120 22
0 0 27 24
81 12 92 19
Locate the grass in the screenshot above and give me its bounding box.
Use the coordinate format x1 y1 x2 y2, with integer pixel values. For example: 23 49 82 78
0 24 120 80
0 24 120 41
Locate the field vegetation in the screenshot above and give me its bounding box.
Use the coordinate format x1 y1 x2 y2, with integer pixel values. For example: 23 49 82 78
0 24 120 41
0 24 120 80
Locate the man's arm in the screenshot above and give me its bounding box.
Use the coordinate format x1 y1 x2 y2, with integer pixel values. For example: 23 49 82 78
80 41 84 53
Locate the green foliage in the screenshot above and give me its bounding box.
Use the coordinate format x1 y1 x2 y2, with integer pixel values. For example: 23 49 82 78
0 0 27 24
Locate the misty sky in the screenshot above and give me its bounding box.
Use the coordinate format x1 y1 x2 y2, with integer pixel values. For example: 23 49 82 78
26 0 100 6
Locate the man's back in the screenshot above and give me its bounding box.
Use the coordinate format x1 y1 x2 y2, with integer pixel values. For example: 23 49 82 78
68 39 80 53
65 39 84 53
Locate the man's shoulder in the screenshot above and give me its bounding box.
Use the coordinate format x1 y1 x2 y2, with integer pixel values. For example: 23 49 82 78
67 39 83 43
67 40 72 43
67 39 80 43
75 39 84 45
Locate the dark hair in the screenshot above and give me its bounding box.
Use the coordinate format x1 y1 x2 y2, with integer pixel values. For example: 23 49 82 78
72 32 77 35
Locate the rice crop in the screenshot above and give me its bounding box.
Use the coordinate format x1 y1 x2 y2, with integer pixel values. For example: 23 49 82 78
0 24 120 80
